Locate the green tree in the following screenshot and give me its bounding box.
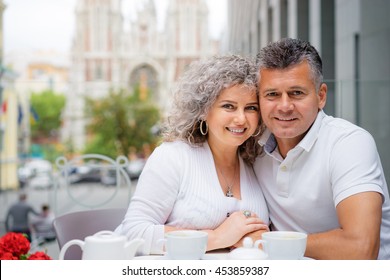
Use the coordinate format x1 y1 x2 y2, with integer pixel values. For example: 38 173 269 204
30 90 66 140
28 90 66 161
84 88 161 158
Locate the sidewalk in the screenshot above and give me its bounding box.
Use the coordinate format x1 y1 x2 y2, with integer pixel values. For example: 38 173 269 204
0 182 134 259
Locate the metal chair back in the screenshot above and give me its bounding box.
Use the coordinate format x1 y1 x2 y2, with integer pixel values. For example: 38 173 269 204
53 154 133 215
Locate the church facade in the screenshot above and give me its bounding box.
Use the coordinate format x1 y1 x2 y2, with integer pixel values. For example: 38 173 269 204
62 0 218 150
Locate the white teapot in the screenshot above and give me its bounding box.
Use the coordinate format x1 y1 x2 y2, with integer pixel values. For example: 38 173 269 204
59 230 144 260
228 237 268 260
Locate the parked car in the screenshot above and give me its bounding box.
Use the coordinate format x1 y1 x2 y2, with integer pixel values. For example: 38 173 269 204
100 158 146 186
28 172 54 189
18 159 53 188
25 159 52 174
100 169 117 186
18 166 34 187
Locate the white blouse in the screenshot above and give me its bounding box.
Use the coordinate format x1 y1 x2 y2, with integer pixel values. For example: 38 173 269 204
115 141 269 254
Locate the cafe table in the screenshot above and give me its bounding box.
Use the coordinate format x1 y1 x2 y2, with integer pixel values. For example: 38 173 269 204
134 251 314 260
134 249 231 260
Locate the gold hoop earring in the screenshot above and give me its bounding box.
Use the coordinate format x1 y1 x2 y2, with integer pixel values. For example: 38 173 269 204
200 120 208 136
252 127 261 137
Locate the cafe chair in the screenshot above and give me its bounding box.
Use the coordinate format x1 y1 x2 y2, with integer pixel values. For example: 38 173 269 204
53 207 127 260
53 154 133 216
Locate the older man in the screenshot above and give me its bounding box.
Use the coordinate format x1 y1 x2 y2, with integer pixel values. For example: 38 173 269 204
254 38 390 260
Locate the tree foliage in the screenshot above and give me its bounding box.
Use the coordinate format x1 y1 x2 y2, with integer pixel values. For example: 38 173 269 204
30 90 66 140
84 88 161 158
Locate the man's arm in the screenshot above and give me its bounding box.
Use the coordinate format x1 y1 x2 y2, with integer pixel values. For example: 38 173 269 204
305 191 382 259
28 205 40 216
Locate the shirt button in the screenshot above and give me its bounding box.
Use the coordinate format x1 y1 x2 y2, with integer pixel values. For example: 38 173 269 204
280 165 287 172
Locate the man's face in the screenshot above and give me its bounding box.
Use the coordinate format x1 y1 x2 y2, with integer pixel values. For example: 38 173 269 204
258 61 327 150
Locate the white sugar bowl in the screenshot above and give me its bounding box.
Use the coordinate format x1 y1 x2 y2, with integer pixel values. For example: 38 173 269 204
229 237 268 260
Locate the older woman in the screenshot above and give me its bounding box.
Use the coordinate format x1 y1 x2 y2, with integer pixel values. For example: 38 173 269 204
115 55 269 255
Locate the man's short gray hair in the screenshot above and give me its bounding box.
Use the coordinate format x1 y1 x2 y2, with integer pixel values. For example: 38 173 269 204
256 38 323 90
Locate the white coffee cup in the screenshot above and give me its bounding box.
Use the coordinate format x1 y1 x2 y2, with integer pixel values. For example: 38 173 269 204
261 231 307 260
161 230 208 260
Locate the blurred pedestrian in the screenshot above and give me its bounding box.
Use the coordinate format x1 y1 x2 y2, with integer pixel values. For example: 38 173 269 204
31 204 56 243
5 193 39 242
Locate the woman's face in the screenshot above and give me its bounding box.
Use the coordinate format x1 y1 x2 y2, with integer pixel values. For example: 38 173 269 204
206 84 259 150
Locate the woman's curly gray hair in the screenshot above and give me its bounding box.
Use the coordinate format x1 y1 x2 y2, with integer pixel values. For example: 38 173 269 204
162 54 264 165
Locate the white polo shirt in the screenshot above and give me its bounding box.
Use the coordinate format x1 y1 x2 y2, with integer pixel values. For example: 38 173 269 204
254 110 390 259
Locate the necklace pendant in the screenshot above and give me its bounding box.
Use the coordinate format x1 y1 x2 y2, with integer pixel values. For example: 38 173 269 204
226 189 233 197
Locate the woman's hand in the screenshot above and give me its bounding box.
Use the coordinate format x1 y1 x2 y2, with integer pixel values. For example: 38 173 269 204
231 227 270 249
205 211 268 251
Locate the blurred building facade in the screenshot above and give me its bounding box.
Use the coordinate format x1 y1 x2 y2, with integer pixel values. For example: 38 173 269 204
5 50 70 162
62 0 219 151
225 0 390 186
0 0 18 190
0 0 4 63
2 1 70 189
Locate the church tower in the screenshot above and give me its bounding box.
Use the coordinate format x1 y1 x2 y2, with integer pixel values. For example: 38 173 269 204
73 0 122 93
62 0 217 151
62 0 123 150
166 0 210 81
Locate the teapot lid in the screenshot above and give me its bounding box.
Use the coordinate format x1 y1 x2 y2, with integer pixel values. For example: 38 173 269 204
229 237 268 260
86 231 126 243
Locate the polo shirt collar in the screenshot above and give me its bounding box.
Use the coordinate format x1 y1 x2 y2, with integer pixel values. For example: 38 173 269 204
298 110 326 152
259 110 326 153
259 128 275 152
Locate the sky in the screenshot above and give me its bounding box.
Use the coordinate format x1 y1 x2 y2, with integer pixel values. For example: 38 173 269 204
3 0 227 54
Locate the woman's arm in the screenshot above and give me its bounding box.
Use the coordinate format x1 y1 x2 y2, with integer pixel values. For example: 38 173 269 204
117 144 182 254
164 211 268 251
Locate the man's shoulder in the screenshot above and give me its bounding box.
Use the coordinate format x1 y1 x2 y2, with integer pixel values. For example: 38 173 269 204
322 113 355 128
317 114 377 153
321 114 369 136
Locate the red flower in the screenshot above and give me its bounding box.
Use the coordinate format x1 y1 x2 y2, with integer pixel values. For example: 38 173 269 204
0 232 51 260
28 251 52 260
0 232 30 258
0 248 18 260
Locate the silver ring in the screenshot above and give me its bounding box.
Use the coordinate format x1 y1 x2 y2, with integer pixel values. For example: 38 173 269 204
243 210 251 218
